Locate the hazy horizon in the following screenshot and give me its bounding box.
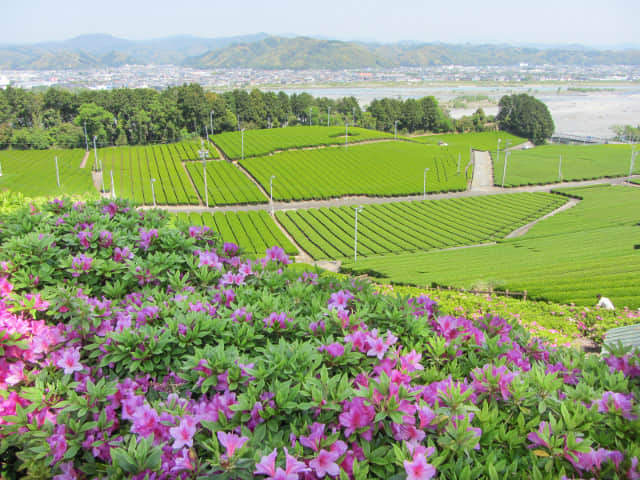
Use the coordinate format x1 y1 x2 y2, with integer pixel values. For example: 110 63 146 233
2 0 638 49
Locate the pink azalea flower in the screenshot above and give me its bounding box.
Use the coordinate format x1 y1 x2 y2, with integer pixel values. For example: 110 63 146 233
170 416 197 450
404 454 436 480
255 448 279 476
55 347 84 375
217 431 248 458
309 449 340 478
53 461 77 480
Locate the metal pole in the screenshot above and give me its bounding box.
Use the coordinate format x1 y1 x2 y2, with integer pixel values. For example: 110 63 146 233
559 155 563 182
110 170 115 199
151 178 156 207
423 168 429 200
269 175 276 215
55 156 60 187
210 111 214 133
394 120 398 140
354 206 363 262
100 160 105 192
502 152 510 188
83 121 89 151
93 136 98 170
629 148 637 183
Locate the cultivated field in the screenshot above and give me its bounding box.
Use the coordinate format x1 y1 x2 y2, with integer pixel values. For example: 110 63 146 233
174 210 297 256
493 144 640 186
344 184 640 308
276 192 567 260
242 141 469 201
211 125 395 159
0 148 94 197
411 131 526 151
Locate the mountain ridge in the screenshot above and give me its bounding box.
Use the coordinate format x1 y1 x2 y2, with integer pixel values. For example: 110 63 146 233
0 33 639 70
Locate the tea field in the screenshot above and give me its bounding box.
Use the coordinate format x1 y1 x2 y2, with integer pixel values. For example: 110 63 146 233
211 125 396 159
411 131 527 151
493 144 640 186
0 148 95 197
276 192 567 260
242 141 469 201
174 209 297 256
184 161 266 206
344 184 640 309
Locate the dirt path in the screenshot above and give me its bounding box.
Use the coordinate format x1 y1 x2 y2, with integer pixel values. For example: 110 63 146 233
79 151 90 169
505 198 580 238
470 150 496 192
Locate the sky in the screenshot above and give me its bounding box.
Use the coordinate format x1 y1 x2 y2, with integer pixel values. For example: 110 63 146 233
1 0 638 48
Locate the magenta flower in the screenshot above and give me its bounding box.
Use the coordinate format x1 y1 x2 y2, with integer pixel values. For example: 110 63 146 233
138 228 158 251
198 250 223 270
265 246 291 264
254 448 278 476
404 454 436 480
71 253 93 277
169 417 197 450
99 230 113 247
318 342 345 358
339 397 375 440
77 230 92 249
53 461 77 480
328 290 353 311
299 422 326 452
217 431 248 458
48 424 68 464
527 421 551 449
596 391 637 420
309 449 340 478
55 347 84 375
113 246 133 262
0 277 13 297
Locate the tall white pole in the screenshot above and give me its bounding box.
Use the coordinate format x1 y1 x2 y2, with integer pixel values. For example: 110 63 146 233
497 139 501 167
210 111 214 133
151 178 156 207
559 155 563 182
110 170 115 199
354 206 363 262
269 175 276 215
100 160 106 192
327 107 331 127
423 168 429 200
629 148 637 183
55 156 60 187
93 136 98 170
83 121 89 151
394 120 398 140
502 152 510 188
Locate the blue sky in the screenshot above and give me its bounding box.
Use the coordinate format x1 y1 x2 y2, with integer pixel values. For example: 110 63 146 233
2 0 638 47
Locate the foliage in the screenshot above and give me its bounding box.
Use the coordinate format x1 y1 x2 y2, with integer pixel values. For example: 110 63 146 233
497 94 555 145
1 196 639 480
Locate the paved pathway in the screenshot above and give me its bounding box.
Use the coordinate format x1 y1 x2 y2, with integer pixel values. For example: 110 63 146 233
470 150 497 192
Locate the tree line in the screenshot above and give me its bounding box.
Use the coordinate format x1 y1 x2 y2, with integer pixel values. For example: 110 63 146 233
0 84 501 150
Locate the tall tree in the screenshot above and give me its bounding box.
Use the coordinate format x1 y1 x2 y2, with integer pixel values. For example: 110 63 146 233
497 94 554 145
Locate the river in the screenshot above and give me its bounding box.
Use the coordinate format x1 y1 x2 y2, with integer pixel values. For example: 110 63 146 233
266 84 640 138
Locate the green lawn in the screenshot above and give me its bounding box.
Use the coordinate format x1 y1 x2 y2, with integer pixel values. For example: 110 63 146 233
343 184 640 309
494 144 639 186
410 131 527 151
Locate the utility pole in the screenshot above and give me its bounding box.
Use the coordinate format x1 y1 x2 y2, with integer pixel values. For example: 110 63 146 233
327 107 331 127
210 111 214 134
629 147 638 183
394 120 398 140
150 178 157 207
110 170 116 199
83 121 89 151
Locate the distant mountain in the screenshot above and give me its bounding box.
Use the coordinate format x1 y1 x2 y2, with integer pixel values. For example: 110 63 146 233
0 33 639 70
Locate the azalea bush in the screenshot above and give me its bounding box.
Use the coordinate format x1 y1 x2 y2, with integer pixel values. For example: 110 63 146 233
1 197 639 480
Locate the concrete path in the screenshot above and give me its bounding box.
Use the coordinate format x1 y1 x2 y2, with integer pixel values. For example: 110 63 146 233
470 150 497 192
